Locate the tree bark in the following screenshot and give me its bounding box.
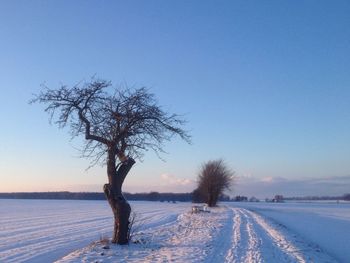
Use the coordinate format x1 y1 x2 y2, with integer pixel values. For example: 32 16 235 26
104 157 135 244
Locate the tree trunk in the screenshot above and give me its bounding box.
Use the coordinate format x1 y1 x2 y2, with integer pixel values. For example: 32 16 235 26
104 157 135 244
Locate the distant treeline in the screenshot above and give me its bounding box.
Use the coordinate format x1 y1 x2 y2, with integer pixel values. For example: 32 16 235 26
0 191 233 202
232 194 350 202
3 192 347 202
285 194 350 201
0 191 188 202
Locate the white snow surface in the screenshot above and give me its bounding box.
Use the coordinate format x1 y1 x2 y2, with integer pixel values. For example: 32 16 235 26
0 199 349 263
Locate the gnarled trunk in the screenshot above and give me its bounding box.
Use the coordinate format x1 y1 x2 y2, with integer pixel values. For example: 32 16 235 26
104 155 135 244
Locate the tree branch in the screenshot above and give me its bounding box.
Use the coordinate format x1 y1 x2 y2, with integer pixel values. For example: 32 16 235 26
78 108 110 145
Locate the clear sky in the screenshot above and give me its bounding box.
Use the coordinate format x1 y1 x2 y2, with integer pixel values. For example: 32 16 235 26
1 0 349 198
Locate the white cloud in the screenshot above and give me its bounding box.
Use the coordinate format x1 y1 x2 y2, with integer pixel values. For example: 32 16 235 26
260 176 287 183
160 173 194 186
124 173 196 193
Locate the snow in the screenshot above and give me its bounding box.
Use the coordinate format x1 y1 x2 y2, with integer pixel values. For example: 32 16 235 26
0 199 188 262
0 199 111 262
231 202 350 263
1 199 349 262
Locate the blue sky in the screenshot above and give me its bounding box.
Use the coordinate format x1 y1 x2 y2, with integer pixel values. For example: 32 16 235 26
0 1 349 198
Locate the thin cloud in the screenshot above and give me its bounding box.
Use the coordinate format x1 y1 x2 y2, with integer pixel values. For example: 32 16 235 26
160 173 195 186
235 175 350 199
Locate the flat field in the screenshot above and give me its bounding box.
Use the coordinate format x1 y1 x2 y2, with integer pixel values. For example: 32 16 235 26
0 199 349 262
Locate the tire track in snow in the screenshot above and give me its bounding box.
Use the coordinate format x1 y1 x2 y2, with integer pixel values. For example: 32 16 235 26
203 208 234 263
225 208 310 263
243 209 307 262
225 208 262 263
243 210 262 262
225 209 241 262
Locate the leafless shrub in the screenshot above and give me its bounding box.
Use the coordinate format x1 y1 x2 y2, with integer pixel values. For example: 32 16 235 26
194 159 235 207
128 212 150 244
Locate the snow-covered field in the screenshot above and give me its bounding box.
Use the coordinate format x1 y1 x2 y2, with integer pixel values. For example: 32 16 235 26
0 199 349 262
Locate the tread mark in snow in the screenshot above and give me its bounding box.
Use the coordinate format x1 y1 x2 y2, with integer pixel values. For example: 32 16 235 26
225 208 309 263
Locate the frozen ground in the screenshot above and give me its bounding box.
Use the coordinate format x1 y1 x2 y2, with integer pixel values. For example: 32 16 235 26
0 200 188 262
0 199 111 262
0 199 349 262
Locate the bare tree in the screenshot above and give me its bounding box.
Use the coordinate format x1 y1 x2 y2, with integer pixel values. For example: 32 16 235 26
195 159 234 207
31 79 190 244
